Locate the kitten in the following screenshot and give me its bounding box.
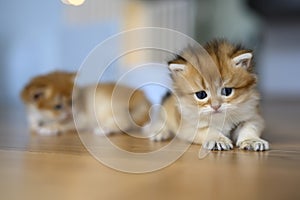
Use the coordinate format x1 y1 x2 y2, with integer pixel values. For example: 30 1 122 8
150 39 269 151
21 71 151 135
21 71 76 135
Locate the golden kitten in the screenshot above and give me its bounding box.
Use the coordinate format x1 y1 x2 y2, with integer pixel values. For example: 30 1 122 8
150 39 269 151
21 71 151 135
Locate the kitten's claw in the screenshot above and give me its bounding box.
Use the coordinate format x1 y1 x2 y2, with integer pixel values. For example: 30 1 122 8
203 138 233 151
237 138 269 151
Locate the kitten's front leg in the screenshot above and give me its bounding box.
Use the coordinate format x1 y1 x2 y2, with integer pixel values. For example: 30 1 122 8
27 114 59 135
37 123 60 135
38 127 59 135
235 116 269 151
196 128 233 151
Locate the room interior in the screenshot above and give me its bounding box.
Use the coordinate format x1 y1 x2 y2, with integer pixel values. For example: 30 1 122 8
0 0 299 199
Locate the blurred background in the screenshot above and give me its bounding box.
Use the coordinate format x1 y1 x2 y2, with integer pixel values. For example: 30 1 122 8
0 0 300 106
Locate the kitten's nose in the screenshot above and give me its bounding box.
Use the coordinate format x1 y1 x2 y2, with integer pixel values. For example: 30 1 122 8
211 104 221 111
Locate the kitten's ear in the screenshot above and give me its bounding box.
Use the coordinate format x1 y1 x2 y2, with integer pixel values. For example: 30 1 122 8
232 52 253 69
168 63 186 72
168 57 187 74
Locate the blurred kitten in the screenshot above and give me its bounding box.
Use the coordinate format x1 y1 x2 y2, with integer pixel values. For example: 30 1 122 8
21 71 151 135
21 71 75 135
149 39 269 151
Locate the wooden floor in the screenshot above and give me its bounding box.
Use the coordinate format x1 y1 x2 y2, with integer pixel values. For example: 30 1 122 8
0 99 300 200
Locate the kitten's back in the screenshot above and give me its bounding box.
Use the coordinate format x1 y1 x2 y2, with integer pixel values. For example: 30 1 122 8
75 83 151 134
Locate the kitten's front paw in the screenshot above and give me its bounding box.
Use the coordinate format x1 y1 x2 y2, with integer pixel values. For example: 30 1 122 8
237 138 269 151
203 137 233 151
37 127 59 135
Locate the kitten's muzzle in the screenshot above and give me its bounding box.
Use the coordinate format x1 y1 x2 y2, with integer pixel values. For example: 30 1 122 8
211 104 221 111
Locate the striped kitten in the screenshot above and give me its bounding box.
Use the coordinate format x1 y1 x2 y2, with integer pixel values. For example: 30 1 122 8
150 39 269 151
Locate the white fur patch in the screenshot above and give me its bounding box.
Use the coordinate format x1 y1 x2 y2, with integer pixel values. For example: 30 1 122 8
169 63 186 72
232 53 252 68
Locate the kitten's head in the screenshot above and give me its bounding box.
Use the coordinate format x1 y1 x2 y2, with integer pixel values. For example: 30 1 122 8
21 71 76 121
168 39 259 117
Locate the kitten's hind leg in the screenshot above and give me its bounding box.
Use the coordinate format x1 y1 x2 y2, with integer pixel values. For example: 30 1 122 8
144 97 177 141
235 117 269 151
142 111 173 141
142 108 173 141
143 118 173 141
151 129 173 141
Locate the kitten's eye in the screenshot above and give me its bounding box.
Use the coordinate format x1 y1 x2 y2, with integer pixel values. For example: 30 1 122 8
195 91 208 100
33 92 43 101
54 104 63 110
221 87 233 97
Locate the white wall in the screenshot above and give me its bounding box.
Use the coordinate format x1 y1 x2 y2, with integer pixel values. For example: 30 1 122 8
0 0 121 104
0 0 62 103
1 0 299 105
259 22 300 98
